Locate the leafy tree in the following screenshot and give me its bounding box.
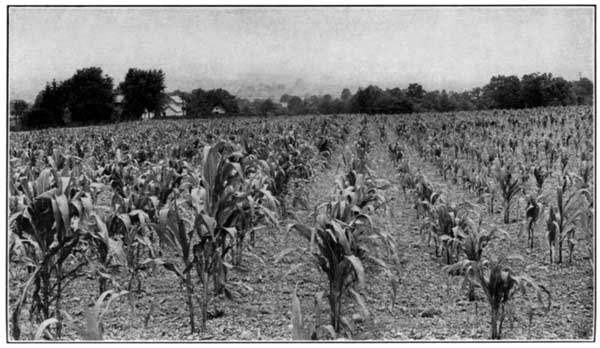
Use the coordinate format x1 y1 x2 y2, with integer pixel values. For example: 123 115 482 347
541 76 572 106
570 77 593 105
340 88 352 102
206 88 239 115
186 88 210 117
351 85 383 113
62 67 114 124
24 80 68 129
118 68 166 120
10 99 30 119
287 96 304 115
259 99 277 116
406 83 425 100
484 75 522 109
280 93 293 104
520 73 546 108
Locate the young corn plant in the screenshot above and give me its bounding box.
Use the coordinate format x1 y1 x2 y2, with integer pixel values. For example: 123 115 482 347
155 198 203 334
116 211 158 294
524 194 542 249
550 185 591 264
81 212 127 295
287 217 371 334
290 284 336 340
420 199 470 264
443 256 550 339
546 206 559 264
495 167 521 224
533 166 550 194
34 289 129 341
451 214 508 301
9 169 94 340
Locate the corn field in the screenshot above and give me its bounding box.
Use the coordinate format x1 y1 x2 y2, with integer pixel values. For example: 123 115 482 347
8 105 594 341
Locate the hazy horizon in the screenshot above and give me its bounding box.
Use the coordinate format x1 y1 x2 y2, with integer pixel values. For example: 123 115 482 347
9 6 595 103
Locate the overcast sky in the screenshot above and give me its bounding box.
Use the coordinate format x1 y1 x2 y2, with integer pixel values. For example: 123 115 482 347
9 6 594 102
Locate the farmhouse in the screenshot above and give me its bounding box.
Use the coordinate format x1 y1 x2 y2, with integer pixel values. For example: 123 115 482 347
212 106 226 115
163 95 185 117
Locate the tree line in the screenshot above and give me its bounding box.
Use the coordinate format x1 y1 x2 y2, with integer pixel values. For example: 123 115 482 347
10 67 593 130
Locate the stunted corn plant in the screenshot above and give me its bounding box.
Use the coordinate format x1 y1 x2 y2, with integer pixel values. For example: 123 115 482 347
34 289 128 341
420 198 472 264
290 284 336 340
495 167 521 224
524 194 542 249
156 199 199 333
449 213 508 300
444 256 550 339
533 166 549 194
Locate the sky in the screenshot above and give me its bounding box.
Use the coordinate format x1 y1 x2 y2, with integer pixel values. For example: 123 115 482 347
8 6 595 102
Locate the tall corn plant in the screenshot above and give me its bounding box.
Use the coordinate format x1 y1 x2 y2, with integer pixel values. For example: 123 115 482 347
9 168 89 340
550 186 591 264
444 256 550 339
287 219 368 334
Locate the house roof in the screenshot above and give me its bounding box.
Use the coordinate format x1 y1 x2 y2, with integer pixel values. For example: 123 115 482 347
168 95 184 104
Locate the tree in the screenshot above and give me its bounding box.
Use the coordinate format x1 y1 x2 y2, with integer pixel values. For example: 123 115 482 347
351 85 383 113
520 73 546 108
407 83 426 100
541 76 572 106
570 77 593 105
23 80 68 129
62 67 114 124
340 88 352 102
483 75 522 109
287 96 304 115
280 93 292 104
206 88 239 115
10 99 30 125
186 88 210 117
258 99 277 116
118 68 166 120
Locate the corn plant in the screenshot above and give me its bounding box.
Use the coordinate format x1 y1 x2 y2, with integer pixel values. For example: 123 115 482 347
495 167 521 224
578 206 594 270
155 199 201 333
388 141 404 163
9 169 94 340
34 289 128 341
570 161 593 189
524 194 542 249
550 186 590 264
533 166 549 194
287 218 369 334
546 206 559 264
290 284 336 340
112 211 157 293
420 199 469 264
450 214 508 300
81 212 127 295
192 213 227 332
444 256 550 339
333 168 391 217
